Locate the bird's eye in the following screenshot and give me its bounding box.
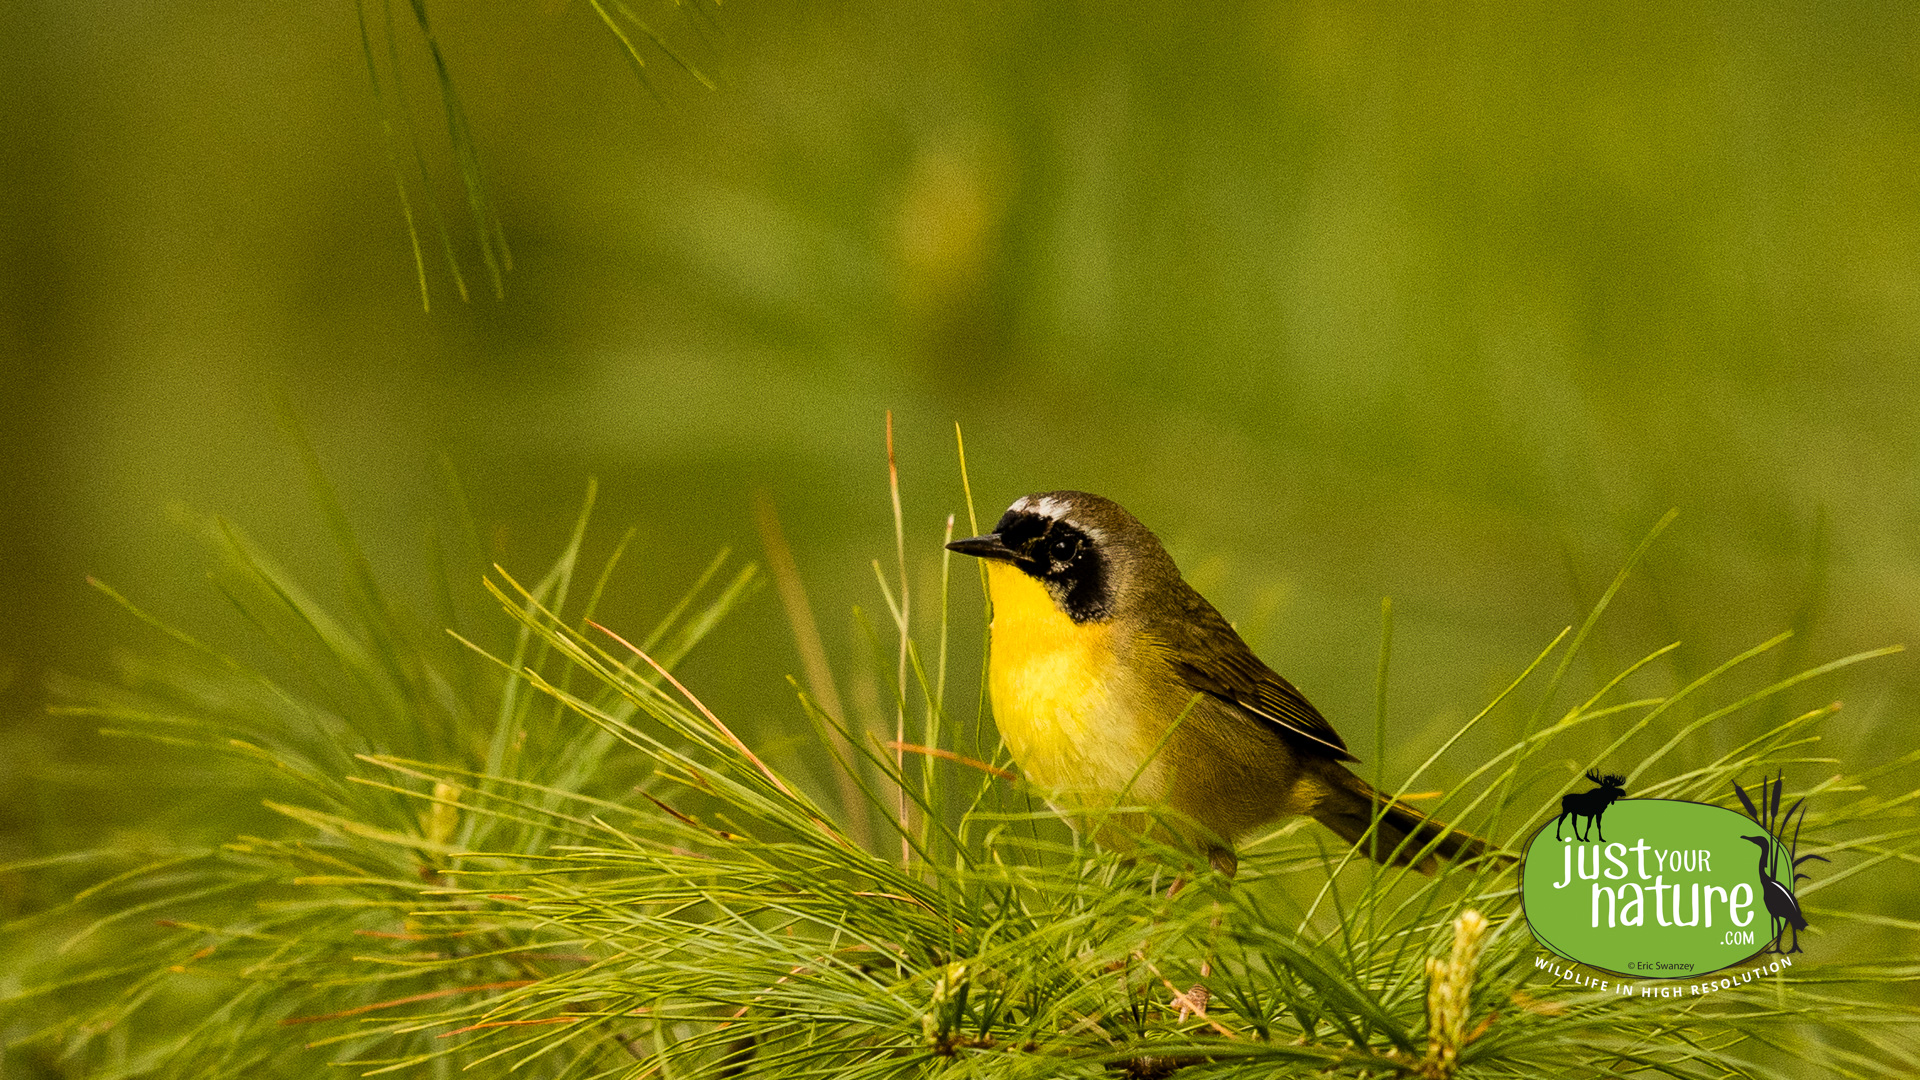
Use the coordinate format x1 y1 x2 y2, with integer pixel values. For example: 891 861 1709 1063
1049 536 1076 565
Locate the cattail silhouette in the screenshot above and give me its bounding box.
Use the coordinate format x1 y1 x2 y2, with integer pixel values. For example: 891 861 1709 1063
1732 771 1824 954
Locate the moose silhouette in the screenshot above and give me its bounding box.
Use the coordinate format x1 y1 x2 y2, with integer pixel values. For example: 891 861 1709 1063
1554 769 1627 842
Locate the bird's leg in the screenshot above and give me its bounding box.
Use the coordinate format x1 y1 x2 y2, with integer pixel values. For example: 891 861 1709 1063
1177 900 1226 1022
1202 899 1223 978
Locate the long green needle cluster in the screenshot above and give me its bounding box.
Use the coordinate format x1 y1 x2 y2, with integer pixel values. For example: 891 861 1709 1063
5 469 1917 1079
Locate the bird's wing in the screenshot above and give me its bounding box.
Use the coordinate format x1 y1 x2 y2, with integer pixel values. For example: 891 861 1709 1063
1162 590 1356 762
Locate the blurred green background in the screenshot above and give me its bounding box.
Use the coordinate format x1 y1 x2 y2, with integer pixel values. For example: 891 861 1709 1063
2 0 1917 883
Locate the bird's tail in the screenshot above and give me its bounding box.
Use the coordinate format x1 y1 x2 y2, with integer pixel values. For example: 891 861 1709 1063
1312 767 1512 874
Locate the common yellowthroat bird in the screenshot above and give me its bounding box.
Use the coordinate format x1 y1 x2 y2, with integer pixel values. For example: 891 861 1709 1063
947 491 1500 875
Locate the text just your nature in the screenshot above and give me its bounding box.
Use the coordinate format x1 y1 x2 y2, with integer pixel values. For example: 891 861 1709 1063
1552 837 1756 930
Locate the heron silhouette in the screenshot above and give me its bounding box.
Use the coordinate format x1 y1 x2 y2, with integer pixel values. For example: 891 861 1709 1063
1741 834 1807 954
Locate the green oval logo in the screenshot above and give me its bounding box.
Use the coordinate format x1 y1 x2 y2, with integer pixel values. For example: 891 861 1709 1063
1520 799 1795 978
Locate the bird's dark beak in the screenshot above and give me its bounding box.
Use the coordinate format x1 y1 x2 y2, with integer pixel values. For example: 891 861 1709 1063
946 533 1017 562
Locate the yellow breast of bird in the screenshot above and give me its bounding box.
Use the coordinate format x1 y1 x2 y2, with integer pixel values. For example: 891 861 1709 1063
984 562 1161 800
